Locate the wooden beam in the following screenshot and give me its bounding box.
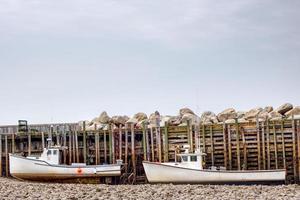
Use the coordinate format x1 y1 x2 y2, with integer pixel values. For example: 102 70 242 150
104 129 107 164
297 120 300 182
210 125 214 166
150 127 154 162
12 133 15 154
0 134 2 177
156 126 162 163
188 121 193 152
142 122 147 161
202 124 206 164
75 130 79 163
227 124 232 170
110 124 115 164
256 119 261 170
124 124 128 173
292 116 297 181
72 129 76 163
266 120 271 169
5 135 8 177
69 131 72 164
262 121 266 170
235 119 241 170
222 122 228 169
83 121 87 164
273 121 278 169
62 129 66 164
164 123 169 162
146 125 150 161
131 123 136 183
281 120 286 169
28 132 31 156
119 124 122 160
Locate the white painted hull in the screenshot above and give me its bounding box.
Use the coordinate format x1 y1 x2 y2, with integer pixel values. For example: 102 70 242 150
9 154 121 181
143 161 286 184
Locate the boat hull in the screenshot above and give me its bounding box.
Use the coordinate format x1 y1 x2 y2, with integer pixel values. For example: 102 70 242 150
143 161 286 184
9 154 121 182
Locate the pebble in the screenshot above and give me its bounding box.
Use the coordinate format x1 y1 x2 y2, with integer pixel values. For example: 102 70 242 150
0 178 299 200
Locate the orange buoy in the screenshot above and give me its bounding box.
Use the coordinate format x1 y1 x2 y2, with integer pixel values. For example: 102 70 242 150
77 168 82 174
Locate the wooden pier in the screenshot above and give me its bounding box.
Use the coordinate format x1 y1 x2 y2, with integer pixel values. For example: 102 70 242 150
1 118 300 183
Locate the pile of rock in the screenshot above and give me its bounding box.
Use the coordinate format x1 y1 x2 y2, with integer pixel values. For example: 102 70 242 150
80 103 300 130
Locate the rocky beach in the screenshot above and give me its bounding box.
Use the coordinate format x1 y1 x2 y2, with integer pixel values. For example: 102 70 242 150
0 178 299 200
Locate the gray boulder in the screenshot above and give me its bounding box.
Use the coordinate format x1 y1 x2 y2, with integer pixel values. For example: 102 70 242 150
268 111 283 120
179 108 195 116
181 113 200 125
237 111 246 119
284 106 300 117
217 108 237 122
200 111 218 124
111 115 129 126
275 103 293 115
98 111 111 124
245 107 263 120
127 112 148 124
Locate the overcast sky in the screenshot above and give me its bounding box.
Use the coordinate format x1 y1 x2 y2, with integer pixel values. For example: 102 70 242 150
0 0 299 125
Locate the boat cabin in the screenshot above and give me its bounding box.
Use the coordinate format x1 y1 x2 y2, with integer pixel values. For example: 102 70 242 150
177 149 204 170
38 147 61 165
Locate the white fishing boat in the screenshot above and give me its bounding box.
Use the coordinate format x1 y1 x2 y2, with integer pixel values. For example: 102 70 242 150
9 146 122 182
143 145 286 184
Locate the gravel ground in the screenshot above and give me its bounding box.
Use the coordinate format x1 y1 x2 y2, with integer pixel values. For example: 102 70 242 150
0 177 299 200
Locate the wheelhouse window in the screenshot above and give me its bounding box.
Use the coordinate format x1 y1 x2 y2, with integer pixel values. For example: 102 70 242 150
47 150 51 156
181 156 188 162
53 150 58 155
190 156 197 162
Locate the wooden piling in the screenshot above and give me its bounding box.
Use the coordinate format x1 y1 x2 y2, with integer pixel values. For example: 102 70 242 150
125 124 128 172
75 130 79 163
262 121 266 170
63 129 66 164
95 125 99 165
273 121 278 169
242 128 247 170
145 124 150 161
69 131 72 164
297 120 300 182
227 124 232 170
42 132 45 149
188 121 193 152
131 123 136 182
5 135 8 177
0 134 2 176
235 119 241 170
202 124 206 163
150 127 154 161
281 121 286 169
83 121 87 164
72 129 76 162
266 120 271 169
12 133 15 154
292 116 297 181
256 119 261 170
119 124 122 160
210 125 214 166
28 132 31 156
156 126 162 163
104 129 107 163
163 123 169 162
222 123 228 169
142 122 147 161
109 124 115 164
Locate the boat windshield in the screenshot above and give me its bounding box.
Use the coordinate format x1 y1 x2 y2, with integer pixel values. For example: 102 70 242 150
190 155 197 162
181 156 188 162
